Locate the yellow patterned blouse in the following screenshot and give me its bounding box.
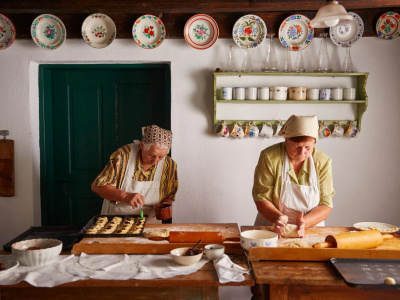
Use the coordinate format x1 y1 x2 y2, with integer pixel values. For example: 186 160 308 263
92 144 178 203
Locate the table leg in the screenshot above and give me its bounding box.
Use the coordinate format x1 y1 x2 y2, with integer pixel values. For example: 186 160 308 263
269 284 289 300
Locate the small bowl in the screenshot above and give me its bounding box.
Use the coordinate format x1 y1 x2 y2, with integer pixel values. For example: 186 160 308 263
204 244 225 260
12 239 62 266
170 247 203 266
240 230 278 251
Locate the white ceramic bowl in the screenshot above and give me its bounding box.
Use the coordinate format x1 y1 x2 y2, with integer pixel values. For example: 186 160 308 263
12 239 62 266
170 247 203 266
204 244 225 260
240 230 278 251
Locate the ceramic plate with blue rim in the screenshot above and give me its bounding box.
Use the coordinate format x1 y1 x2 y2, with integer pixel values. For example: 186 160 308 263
81 13 116 49
0 14 16 50
376 11 400 40
132 15 166 49
330 12 364 47
232 14 266 49
184 14 219 50
31 14 66 50
279 14 314 51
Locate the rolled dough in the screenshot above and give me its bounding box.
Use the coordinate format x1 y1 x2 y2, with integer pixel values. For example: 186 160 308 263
282 239 311 248
143 229 170 238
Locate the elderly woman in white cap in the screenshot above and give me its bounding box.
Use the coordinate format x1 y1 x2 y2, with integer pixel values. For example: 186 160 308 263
252 115 334 237
92 125 178 224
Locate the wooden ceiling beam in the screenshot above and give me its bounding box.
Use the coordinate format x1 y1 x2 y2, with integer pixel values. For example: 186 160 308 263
1 1 399 39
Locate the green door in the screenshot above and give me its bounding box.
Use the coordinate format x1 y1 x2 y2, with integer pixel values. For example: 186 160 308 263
39 64 171 226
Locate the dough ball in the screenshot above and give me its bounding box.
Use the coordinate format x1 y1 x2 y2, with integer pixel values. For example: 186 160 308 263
143 229 170 238
282 239 311 248
282 224 299 238
384 277 396 285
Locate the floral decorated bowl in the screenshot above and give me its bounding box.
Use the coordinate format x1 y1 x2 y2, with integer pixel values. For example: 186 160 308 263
240 230 278 251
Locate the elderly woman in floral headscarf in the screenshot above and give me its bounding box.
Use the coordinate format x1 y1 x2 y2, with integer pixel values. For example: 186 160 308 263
92 125 178 224
252 115 335 237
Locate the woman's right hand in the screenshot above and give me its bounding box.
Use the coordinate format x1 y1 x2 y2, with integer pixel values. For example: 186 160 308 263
122 192 145 209
274 215 288 237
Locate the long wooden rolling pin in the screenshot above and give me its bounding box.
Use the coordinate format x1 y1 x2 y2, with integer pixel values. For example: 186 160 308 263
313 230 393 249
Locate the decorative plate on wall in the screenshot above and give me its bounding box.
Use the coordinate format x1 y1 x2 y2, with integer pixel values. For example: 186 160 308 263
278 14 313 50
132 15 166 49
330 12 364 47
184 14 219 50
376 11 400 40
81 13 116 48
0 14 16 50
232 14 266 49
31 14 66 50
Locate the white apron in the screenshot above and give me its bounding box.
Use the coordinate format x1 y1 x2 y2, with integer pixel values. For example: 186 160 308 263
101 142 165 224
255 152 324 227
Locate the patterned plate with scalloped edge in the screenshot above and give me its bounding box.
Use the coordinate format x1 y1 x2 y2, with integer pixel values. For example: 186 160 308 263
31 14 66 50
82 13 116 49
232 14 266 49
132 15 166 49
376 11 400 40
330 12 364 47
0 14 16 50
279 14 314 51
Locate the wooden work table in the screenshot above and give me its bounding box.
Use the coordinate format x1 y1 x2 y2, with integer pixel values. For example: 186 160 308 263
243 226 400 300
0 223 254 300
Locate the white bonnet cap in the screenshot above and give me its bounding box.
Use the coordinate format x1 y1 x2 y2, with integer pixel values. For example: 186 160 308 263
278 115 319 140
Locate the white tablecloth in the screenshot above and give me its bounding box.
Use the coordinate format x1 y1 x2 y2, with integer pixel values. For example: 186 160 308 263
0 253 249 287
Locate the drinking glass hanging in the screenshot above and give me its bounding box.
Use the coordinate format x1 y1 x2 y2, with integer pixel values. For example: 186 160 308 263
261 34 279 72
341 45 354 73
293 43 305 73
282 46 292 72
226 46 237 72
313 33 332 73
241 47 253 72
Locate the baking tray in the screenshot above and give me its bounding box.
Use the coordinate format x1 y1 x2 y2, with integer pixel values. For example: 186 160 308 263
331 258 400 289
82 214 148 238
2 226 83 252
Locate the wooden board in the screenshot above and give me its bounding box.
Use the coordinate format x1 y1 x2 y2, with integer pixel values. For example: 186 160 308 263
0 139 14 197
72 223 243 255
242 226 400 261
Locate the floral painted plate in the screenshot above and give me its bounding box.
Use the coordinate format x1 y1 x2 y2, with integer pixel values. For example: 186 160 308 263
330 12 364 47
232 14 266 49
184 14 219 50
81 13 116 48
132 15 166 49
376 11 400 40
31 14 66 50
279 14 313 50
0 14 16 50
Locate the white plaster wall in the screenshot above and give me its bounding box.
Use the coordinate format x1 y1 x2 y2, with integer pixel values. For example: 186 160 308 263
0 37 399 252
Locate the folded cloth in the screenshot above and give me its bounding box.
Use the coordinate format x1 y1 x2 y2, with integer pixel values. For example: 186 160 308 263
213 254 250 284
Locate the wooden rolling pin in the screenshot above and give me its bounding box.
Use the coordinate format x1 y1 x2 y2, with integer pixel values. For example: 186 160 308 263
313 230 393 249
147 231 226 243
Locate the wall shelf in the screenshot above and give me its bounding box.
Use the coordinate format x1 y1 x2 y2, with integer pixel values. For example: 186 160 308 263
213 72 368 130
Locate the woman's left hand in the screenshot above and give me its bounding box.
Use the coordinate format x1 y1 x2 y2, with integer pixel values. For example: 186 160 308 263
296 212 306 237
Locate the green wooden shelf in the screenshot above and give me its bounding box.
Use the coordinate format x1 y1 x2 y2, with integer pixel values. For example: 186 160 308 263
213 72 369 131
